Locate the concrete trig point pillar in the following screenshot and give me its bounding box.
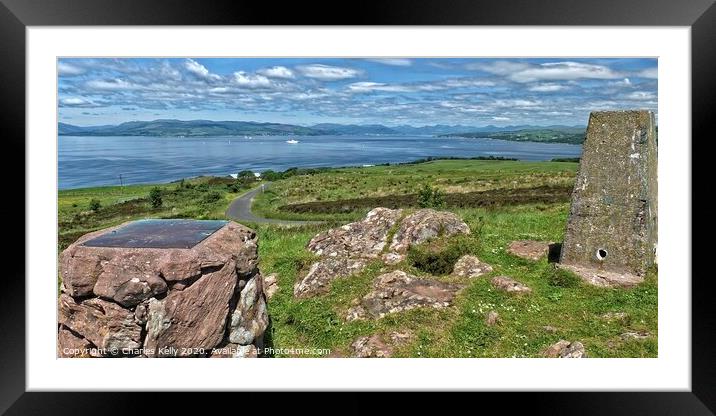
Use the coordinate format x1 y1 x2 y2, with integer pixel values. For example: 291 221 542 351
559 110 657 287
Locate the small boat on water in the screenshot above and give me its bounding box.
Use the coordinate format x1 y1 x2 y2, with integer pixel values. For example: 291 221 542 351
286 139 299 144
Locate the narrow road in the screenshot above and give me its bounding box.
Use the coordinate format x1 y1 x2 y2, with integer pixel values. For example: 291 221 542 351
225 182 323 226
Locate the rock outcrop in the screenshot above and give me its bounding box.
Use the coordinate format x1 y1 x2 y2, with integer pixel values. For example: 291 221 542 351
507 240 552 261
295 208 470 298
263 273 279 299
557 264 643 288
542 340 586 358
57 220 267 358
389 209 470 253
346 270 464 321
485 310 501 326
307 207 404 258
452 255 493 278
350 331 414 358
490 275 532 294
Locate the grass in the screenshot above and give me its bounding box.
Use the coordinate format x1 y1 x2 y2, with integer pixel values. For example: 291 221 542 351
57 159 657 358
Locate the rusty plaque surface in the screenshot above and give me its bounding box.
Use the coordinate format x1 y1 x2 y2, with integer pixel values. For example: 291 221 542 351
82 219 228 249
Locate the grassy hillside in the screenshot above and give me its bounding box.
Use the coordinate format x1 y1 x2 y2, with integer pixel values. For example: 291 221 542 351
57 159 657 358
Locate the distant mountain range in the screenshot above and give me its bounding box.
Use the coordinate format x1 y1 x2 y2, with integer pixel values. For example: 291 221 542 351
58 119 586 143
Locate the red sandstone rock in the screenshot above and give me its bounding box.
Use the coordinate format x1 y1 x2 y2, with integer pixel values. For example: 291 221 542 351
143 260 238 357
60 221 258 303
346 270 464 321
507 240 552 261
58 294 143 352
58 220 266 359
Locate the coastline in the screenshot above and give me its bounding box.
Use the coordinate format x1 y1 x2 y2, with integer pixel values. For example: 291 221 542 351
58 155 578 191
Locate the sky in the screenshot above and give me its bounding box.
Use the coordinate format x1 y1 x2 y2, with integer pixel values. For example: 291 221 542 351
58 57 657 127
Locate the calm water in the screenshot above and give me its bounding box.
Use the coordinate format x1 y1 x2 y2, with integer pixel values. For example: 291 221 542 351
58 135 582 189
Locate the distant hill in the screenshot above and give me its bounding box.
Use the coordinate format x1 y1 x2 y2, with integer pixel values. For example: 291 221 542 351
59 119 319 137
311 123 400 135
58 119 587 143
441 126 586 144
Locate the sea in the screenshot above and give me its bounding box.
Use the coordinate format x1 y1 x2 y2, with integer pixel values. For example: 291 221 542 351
58 135 582 189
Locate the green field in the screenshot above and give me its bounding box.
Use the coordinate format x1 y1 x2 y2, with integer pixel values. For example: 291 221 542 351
57 159 657 358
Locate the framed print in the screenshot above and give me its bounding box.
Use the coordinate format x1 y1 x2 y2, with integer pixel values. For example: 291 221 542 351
2 0 711 413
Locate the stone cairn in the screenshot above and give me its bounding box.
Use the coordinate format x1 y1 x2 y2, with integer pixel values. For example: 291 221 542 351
57 219 268 358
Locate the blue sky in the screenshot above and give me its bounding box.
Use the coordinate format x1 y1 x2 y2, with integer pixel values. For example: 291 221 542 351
58 58 657 127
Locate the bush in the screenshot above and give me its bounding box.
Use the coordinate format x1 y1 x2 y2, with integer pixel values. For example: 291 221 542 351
202 191 222 204
417 184 445 208
262 170 283 181
149 187 163 208
407 239 473 275
88 199 101 212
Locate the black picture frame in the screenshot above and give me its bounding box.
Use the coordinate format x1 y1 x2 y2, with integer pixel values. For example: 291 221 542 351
1 0 710 413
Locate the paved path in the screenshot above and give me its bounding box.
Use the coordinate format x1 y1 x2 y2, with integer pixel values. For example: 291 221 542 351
225 182 323 226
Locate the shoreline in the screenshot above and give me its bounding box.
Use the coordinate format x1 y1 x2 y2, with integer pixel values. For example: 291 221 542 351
58 156 579 191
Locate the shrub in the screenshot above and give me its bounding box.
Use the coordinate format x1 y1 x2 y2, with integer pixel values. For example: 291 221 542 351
262 170 283 181
88 199 101 212
202 191 222 204
407 238 473 275
149 187 163 208
417 184 445 208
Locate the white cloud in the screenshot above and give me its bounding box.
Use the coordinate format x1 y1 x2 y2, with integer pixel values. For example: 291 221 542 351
492 116 511 121
348 82 411 93
474 61 622 83
493 98 543 108
366 58 412 66
527 83 569 92
258 66 295 79
348 78 494 94
513 62 622 83
297 64 361 81
184 59 221 81
466 61 530 74
58 62 85 76
233 71 273 89
86 79 141 90
637 67 658 79
624 91 657 100
59 97 97 107
208 87 231 93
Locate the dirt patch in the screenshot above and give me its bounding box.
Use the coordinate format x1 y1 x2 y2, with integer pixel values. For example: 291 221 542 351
278 185 572 214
